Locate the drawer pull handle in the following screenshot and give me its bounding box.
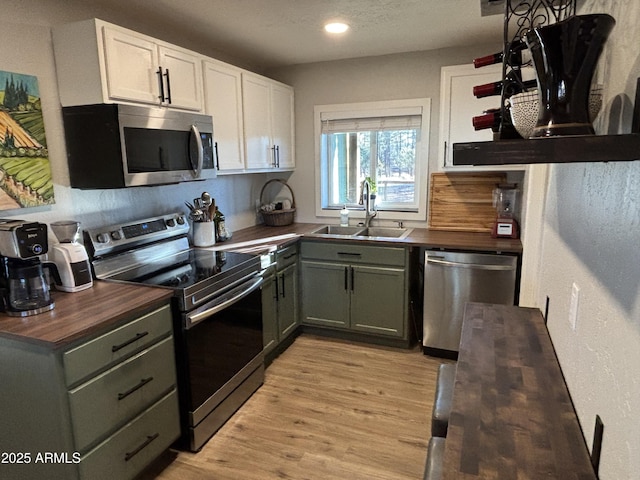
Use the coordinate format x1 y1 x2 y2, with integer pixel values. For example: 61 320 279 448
118 376 154 401
124 433 159 462
112 331 149 352
337 252 361 257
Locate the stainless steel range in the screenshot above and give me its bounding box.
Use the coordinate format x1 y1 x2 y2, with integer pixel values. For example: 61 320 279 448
85 213 265 452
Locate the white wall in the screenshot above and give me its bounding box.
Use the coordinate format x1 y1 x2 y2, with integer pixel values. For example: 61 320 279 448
267 45 501 226
535 2 640 479
1 1 268 234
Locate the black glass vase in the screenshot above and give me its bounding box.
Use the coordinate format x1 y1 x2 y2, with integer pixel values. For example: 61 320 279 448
525 14 615 137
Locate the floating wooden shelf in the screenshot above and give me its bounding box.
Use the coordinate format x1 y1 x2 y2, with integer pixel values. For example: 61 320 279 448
452 133 640 165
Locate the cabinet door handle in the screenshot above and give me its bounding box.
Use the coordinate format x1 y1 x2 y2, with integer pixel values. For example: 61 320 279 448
118 376 154 401
344 267 348 291
273 276 279 301
270 146 277 167
351 266 355 291
124 433 159 462
163 68 172 104
443 141 448 167
276 145 280 167
280 274 286 298
112 331 149 352
214 141 220 170
156 67 165 101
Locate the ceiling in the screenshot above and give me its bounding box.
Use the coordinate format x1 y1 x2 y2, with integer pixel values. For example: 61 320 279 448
91 0 504 69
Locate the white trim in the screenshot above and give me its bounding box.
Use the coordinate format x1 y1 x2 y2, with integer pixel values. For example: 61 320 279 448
313 98 431 222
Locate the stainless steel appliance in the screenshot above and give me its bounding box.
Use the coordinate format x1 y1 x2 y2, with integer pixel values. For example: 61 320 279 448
423 250 518 357
0 220 56 316
49 221 93 292
62 104 216 188
85 213 264 452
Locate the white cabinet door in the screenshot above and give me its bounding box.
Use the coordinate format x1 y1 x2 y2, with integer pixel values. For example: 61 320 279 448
438 63 502 169
203 60 245 171
159 45 203 111
242 73 295 171
102 26 160 105
271 83 295 169
242 73 273 169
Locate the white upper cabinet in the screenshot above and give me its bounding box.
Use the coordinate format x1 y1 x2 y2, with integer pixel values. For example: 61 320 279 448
53 19 203 111
242 72 295 171
202 59 245 172
438 63 502 170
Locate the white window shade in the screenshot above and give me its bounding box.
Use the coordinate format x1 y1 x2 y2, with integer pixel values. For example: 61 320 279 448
321 114 422 133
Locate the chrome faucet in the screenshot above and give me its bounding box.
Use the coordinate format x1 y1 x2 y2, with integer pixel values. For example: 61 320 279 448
358 179 377 227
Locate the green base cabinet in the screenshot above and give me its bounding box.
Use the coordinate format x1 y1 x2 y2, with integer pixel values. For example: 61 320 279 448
300 241 409 340
0 303 180 480
262 244 299 357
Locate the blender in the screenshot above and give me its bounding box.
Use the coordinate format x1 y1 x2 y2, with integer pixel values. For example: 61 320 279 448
491 183 519 239
49 221 93 292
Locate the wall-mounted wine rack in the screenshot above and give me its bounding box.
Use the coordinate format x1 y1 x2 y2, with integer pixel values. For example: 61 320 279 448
473 0 577 139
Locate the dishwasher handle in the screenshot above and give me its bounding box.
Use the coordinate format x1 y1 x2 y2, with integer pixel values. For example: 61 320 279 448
426 257 516 271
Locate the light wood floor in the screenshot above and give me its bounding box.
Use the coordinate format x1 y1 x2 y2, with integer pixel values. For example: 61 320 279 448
145 334 442 480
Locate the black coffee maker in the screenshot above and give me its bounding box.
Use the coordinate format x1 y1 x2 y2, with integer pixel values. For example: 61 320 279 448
0 220 56 317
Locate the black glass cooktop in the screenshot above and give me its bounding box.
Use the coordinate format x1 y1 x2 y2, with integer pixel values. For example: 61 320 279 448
109 249 256 290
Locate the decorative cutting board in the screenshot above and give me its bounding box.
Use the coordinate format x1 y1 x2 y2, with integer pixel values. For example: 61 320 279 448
428 172 506 232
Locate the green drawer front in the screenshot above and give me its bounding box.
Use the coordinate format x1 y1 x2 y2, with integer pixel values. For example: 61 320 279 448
69 336 177 452
79 389 180 480
64 305 172 387
276 243 298 270
301 241 405 266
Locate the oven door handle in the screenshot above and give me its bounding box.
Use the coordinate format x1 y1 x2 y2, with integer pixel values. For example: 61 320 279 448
186 275 264 329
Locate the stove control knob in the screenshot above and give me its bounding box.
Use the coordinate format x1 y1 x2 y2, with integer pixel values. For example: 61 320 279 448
176 216 186 225
110 230 122 241
166 218 176 228
96 232 110 243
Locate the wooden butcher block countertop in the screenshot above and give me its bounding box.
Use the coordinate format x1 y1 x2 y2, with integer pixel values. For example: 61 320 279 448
0 281 173 348
442 303 596 479
224 223 522 253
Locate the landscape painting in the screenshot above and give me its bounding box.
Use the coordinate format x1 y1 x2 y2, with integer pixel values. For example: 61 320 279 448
0 70 54 209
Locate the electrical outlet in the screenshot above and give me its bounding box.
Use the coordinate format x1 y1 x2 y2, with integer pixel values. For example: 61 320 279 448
569 282 580 330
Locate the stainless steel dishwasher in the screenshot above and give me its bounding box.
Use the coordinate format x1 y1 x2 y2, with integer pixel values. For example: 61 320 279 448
422 250 518 356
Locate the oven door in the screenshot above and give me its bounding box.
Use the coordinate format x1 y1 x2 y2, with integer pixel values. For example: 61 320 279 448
180 274 264 436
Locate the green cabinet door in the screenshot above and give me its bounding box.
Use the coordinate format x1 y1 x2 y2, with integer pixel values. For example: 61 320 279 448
278 263 298 338
350 265 406 338
301 260 349 328
261 271 278 355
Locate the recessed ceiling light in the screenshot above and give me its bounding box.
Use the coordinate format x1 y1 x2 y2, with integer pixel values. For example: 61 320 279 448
324 22 349 34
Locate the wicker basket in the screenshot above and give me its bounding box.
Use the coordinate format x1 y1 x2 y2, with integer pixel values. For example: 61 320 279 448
259 179 296 226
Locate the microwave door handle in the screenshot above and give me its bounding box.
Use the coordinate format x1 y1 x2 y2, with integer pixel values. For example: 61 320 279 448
190 124 204 177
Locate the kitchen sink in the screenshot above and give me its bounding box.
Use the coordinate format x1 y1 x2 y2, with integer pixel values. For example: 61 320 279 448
310 225 367 236
309 225 412 239
357 227 412 239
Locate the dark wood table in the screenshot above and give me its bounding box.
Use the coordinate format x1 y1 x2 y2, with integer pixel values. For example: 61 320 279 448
442 302 596 479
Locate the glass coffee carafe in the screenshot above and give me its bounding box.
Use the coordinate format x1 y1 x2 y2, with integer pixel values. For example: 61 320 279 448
5 257 54 315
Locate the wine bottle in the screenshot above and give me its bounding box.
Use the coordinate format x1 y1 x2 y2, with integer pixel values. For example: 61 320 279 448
473 78 537 98
473 40 527 68
472 108 522 139
472 108 502 131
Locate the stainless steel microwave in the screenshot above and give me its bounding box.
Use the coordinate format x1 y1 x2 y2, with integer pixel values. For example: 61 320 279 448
62 104 216 188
